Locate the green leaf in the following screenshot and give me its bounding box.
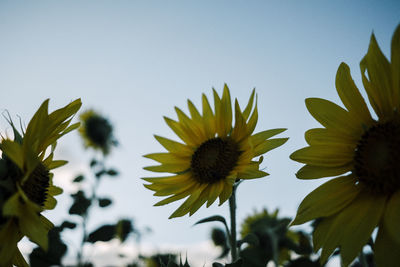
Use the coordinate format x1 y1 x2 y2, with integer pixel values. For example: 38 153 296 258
238 233 259 247
69 191 91 216
90 159 98 167
95 170 107 178
73 175 84 183
87 225 116 243
116 219 133 242
194 215 227 227
98 198 112 208
60 221 77 230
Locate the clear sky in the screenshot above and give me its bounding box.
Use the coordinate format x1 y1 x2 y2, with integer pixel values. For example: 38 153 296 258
1 1 399 265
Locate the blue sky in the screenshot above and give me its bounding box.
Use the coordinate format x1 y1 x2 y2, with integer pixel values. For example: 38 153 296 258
1 0 399 264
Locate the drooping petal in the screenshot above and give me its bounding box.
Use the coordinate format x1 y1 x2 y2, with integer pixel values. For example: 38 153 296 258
291 175 360 225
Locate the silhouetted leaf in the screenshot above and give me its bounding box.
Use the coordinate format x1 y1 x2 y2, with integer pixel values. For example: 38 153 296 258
107 169 118 176
98 198 112 207
90 159 98 167
73 175 84 183
29 228 67 267
116 219 133 242
69 191 91 216
87 224 116 243
60 221 77 230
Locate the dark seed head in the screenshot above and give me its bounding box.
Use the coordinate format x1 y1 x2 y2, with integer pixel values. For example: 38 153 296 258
190 137 241 184
353 121 400 195
22 163 50 206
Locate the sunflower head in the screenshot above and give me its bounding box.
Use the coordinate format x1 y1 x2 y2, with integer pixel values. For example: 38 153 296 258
79 109 116 155
143 84 288 218
0 98 81 265
290 25 400 266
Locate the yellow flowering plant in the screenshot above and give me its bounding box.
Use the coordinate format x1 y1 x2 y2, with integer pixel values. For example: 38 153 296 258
0 99 81 267
290 25 400 266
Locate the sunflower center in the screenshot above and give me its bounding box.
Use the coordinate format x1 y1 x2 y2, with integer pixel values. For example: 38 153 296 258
85 116 112 147
353 121 400 195
190 137 240 184
22 163 50 206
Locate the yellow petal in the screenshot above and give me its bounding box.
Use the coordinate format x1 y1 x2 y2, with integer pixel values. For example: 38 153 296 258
43 195 57 210
189 186 211 215
383 190 400 244
154 191 190 206
335 62 373 125
375 223 400 267
154 135 193 155
242 88 255 121
315 193 385 265
202 93 216 138
164 117 196 146
305 127 357 145
143 152 190 164
12 247 29 267
206 181 224 207
360 33 393 119
305 98 362 136
1 140 24 170
391 25 400 109
290 144 354 167
239 169 269 179
218 183 233 205
4 194 52 250
169 184 207 218
296 164 352 179
142 173 191 184
250 128 287 147
231 100 248 142
143 162 190 173
291 175 360 226
0 219 21 265
253 138 288 157
187 99 202 122
246 101 258 135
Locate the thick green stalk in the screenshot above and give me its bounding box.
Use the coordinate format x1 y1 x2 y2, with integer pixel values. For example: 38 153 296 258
229 184 238 262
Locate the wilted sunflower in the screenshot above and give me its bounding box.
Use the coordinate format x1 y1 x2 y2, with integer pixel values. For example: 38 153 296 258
0 99 81 266
143 85 288 218
290 25 400 266
79 109 116 155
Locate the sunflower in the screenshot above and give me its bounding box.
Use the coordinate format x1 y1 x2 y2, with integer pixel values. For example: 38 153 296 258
290 25 400 266
0 98 81 266
143 84 288 218
79 109 116 155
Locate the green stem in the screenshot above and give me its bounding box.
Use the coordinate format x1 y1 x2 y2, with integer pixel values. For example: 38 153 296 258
229 184 238 262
